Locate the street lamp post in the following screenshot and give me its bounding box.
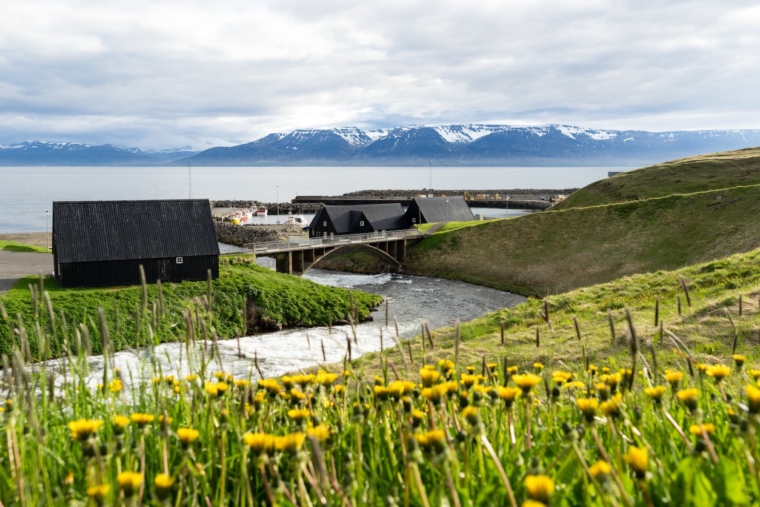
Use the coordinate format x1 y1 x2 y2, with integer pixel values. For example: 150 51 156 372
46 210 49 251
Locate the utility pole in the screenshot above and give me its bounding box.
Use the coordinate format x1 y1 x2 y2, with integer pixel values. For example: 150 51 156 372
188 160 192 199
429 159 432 195
276 185 279 224
46 210 49 251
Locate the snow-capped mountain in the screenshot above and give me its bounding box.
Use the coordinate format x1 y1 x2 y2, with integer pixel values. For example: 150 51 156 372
3 125 760 166
0 141 196 165
184 124 760 166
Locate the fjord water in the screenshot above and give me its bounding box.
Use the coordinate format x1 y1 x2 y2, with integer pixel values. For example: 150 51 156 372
0 165 627 232
46 268 525 387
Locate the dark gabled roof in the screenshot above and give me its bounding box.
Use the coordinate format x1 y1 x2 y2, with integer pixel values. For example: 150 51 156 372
410 197 475 223
309 203 408 233
53 199 220 263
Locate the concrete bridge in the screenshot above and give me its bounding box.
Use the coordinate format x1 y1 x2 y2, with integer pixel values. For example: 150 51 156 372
245 229 420 275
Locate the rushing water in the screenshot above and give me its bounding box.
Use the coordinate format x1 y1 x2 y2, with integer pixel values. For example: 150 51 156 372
42 269 525 388
0 166 629 232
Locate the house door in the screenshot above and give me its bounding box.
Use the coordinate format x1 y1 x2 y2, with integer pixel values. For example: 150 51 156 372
159 259 171 281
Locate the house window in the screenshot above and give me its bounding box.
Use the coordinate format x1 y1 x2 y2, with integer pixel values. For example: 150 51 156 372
412 218 416 223
323 221 327 226
360 221 364 226
176 257 184 264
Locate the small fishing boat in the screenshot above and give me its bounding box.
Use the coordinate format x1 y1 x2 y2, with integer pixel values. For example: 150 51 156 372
253 207 268 216
284 215 308 227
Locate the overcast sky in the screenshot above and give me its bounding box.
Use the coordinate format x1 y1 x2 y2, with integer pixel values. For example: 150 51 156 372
1 0 758 149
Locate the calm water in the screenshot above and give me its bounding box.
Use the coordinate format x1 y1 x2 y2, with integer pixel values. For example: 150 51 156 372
0 166 629 232
44 268 525 386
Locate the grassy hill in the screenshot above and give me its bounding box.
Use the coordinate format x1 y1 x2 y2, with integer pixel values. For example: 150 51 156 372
405 183 760 297
556 147 760 209
356 246 760 378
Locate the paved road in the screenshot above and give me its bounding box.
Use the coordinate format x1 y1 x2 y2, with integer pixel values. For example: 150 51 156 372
0 251 53 293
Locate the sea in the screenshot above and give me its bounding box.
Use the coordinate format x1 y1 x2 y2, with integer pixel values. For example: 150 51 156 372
0 165 632 233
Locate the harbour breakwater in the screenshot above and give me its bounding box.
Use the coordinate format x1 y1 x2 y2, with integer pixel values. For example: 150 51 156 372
341 188 578 198
210 200 322 214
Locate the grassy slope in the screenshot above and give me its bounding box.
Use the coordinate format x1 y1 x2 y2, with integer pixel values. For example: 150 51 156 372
355 247 760 379
0 257 381 359
0 240 49 253
556 147 760 209
405 184 760 297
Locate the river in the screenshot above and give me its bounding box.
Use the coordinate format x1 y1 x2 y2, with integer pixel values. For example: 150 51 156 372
0 165 630 233
43 268 525 387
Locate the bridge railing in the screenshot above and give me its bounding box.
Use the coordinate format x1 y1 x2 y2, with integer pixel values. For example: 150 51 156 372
244 229 420 254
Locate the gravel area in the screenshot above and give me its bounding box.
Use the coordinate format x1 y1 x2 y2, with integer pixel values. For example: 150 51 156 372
0 232 50 249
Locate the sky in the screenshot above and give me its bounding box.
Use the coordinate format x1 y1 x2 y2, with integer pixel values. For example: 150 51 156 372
0 0 759 149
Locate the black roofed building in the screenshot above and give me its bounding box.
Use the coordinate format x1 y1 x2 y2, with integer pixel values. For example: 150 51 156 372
404 196 475 225
308 203 409 238
53 199 220 288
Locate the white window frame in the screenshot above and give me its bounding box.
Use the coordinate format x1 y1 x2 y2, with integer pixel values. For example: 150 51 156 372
176 257 184 264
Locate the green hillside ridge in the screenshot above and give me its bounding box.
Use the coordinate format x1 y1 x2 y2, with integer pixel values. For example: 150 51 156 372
353 247 760 379
404 183 760 297
0 256 381 359
556 147 760 209
0 239 49 253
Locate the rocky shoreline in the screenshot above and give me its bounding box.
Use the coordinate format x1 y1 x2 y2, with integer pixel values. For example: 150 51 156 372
341 188 577 198
210 200 322 214
214 222 304 247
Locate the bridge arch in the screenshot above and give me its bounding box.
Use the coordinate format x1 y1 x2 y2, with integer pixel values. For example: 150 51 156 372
308 244 402 273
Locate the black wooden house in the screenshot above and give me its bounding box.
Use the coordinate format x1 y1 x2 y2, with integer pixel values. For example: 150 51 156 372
53 200 220 288
404 196 475 225
308 203 409 238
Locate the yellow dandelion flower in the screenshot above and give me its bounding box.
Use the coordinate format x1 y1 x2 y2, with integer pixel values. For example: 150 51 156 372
461 406 480 425
113 415 130 434
87 484 110 502
130 413 155 427
234 379 251 389
747 385 760 414
158 415 173 425
109 379 122 393
495 386 522 407
415 429 446 453
524 475 555 504
257 378 282 395
315 371 339 386
552 371 572 385
333 384 346 395
507 366 519 374
522 501 547 507
215 382 229 395
186 374 199 382
624 446 648 478
588 460 611 480
513 373 542 393
707 364 731 382
604 373 622 388
420 368 441 387
587 365 598 376
154 474 175 500
576 398 598 423
734 354 746 368
275 432 305 453
204 382 218 397
599 394 623 419
437 359 455 372
689 423 716 436
68 419 104 441
461 374 481 388
177 428 200 446
533 362 545 372
750 369 760 381
563 381 585 390
288 408 311 423
306 424 331 442
676 388 699 411
243 432 275 454
644 386 667 403
117 472 143 497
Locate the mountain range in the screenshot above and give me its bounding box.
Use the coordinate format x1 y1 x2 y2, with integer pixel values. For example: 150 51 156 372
3 125 760 166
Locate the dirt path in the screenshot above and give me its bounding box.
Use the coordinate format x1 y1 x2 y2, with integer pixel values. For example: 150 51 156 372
0 250 53 293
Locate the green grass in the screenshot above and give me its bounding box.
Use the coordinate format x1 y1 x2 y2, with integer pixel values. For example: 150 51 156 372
0 239 49 253
557 147 760 209
405 183 760 297
0 256 381 359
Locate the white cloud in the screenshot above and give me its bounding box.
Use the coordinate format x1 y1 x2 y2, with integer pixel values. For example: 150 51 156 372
0 0 758 148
